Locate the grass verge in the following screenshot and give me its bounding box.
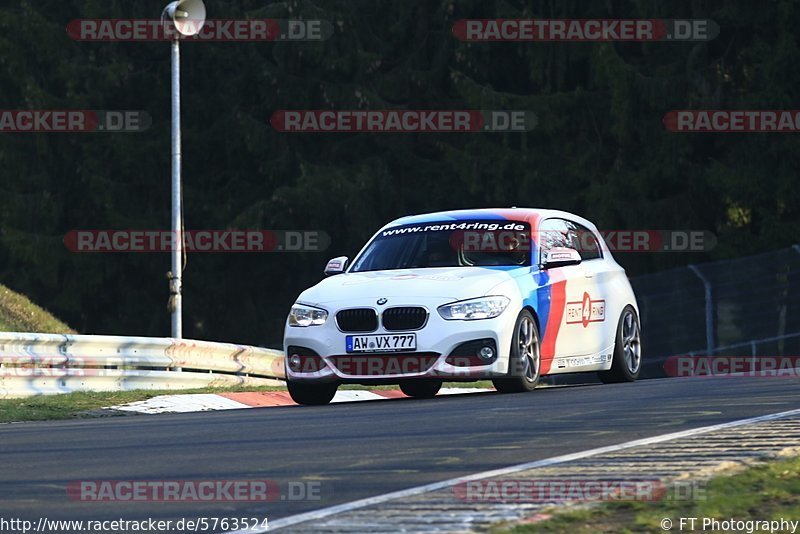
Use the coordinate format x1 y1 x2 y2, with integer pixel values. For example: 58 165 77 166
498 454 800 533
0 385 284 423
0 381 495 423
0 283 74 333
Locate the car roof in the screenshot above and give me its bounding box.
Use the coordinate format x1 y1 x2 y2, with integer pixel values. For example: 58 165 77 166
384 207 598 231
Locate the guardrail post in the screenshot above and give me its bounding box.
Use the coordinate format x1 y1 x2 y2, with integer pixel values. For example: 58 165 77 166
689 265 715 356
169 38 183 340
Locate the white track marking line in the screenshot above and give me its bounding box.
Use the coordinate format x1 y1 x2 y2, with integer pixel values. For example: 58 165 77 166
437 387 493 395
332 388 492 402
234 407 800 532
330 390 389 402
108 394 250 414
106 388 495 414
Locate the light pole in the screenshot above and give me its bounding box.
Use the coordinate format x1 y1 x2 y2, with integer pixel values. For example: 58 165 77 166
161 0 206 338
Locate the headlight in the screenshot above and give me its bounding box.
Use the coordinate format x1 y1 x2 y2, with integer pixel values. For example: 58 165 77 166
288 304 328 327
438 296 510 320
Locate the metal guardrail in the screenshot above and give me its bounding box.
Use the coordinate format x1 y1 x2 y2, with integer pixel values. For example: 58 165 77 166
684 331 800 358
638 331 800 379
0 332 286 398
632 244 800 361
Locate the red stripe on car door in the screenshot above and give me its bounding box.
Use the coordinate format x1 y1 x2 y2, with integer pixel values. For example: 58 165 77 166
539 279 566 374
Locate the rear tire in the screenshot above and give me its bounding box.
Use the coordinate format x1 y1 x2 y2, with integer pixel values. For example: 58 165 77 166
598 305 642 383
493 310 541 393
287 380 338 405
399 379 442 398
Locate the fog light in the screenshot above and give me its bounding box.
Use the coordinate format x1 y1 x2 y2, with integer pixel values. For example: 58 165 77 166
289 354 302 370
478 346 495 361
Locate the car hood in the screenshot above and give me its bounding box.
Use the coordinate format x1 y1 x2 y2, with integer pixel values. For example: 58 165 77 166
297 266 528 305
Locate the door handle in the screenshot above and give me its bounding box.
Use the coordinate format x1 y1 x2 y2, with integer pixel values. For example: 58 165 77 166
583 271 594 279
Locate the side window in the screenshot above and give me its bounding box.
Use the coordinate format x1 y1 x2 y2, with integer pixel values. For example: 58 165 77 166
539 219 577 263
538 218 573 264
573 222 602 261
538 218 602 262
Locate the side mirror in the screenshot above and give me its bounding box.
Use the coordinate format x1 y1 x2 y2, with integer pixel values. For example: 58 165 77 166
541 247 582 269
324 256 349 276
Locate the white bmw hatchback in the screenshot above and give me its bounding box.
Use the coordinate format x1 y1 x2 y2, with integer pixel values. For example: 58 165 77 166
283 208 642 405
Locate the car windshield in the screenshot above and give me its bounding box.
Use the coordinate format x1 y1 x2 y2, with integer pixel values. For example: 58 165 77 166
350 220 531 272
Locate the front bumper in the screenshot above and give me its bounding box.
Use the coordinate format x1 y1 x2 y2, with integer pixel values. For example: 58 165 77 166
283 298 519 383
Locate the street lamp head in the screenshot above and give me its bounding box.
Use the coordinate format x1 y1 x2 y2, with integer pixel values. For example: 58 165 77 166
162 0 206 37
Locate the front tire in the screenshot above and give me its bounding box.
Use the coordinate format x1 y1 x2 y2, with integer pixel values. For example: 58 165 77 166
493 310 541 393
399 379 442 398
287 380 338 405
598 305 642 383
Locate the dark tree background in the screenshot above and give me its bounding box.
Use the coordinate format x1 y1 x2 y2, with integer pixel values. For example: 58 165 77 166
0 0 797 346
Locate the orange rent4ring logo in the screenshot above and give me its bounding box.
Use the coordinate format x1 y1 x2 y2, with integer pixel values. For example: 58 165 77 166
566 292 605 327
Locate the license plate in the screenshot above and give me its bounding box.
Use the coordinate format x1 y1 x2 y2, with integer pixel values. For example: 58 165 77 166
346 334 416 353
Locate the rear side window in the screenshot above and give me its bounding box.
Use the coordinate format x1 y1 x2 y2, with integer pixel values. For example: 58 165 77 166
573 222 602 260
538 218 602 262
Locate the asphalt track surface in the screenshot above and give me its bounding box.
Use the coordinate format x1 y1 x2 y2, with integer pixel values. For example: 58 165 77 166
1 376 799 532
